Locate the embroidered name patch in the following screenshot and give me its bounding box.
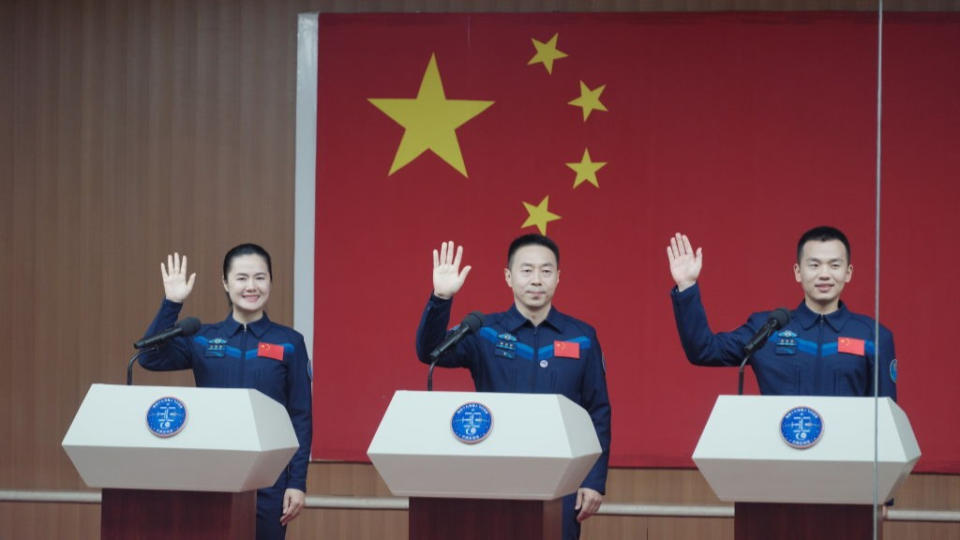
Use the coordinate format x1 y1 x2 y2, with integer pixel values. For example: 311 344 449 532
204 337 226 357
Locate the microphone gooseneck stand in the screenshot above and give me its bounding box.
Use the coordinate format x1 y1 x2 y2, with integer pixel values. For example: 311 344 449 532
126 347 156 385
737 351 754 395
427 355 441 391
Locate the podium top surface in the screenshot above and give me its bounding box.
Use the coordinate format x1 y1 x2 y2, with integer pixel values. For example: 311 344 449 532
367 390 601 499
693 395 921 504
62 384 298 491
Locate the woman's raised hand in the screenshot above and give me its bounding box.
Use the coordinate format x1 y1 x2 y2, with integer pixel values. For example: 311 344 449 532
161 252 197 303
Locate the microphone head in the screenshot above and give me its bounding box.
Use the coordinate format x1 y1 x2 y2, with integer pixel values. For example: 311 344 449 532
770 308 790 329
176 317 202 336
462 311 485 332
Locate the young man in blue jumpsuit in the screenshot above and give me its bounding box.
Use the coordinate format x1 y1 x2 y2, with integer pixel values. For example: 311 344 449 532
665 226 896 398
416 235 612 540
140 248 313 540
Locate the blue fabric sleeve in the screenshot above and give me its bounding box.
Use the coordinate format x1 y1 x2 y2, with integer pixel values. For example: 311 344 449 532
285 333 313 491
414 294 474 369
579 331 611 494
875 328 897 401
138 299 193 371
671 284 764 367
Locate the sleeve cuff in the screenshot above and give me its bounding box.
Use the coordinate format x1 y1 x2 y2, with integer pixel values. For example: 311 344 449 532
161 298 185 311
671 282 699 298
428 293 452 305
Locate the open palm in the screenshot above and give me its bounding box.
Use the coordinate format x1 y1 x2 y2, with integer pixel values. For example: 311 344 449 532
666 233 702 292
432 241 471 299
161 252 197 303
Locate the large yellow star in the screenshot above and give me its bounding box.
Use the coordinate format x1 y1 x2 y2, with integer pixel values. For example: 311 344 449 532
568 81 607 122
369 54 494 177
521 195 561 235
528 33 568 75
566 148 607 189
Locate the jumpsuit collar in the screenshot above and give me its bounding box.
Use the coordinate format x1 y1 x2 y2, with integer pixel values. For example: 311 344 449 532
794 300 849 332
223 311 272 339
503 303 565 333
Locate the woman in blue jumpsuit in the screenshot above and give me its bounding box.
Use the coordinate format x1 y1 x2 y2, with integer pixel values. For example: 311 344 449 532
139 245 313 540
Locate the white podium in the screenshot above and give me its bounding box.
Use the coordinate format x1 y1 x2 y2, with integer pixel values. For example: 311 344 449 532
693 395 921 540
62 384 299 540
368 390 601 540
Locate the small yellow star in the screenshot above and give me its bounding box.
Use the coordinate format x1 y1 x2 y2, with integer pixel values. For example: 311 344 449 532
369 54 494 177
521 195 562 235
566 148 607 189
528 33 568 75
568 81 607 122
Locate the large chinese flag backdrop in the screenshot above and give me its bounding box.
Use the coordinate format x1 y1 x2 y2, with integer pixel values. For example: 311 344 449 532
311 13 960 472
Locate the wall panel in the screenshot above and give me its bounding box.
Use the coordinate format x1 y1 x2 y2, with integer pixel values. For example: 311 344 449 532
1 0 957 538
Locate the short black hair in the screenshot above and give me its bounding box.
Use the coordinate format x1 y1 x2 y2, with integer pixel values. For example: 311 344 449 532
507 234 560 268
797 226 850 263
223 243 273 280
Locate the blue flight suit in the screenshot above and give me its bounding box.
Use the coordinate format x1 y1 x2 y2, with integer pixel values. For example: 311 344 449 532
671 284 897 398
416 295 612 540
140 299 313 540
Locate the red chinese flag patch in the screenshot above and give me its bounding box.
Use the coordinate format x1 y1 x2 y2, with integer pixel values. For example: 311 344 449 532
554 340 580 359
838 337 865 356
258 342 285 361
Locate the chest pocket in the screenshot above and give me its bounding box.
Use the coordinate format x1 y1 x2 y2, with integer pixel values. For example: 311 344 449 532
754 356 801 395
833 353 869 396
544 356 585 395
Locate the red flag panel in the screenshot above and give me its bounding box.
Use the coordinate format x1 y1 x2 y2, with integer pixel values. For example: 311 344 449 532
310 12 960 473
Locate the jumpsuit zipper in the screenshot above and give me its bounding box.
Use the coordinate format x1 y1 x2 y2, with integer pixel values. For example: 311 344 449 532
529 325 539 390
240 324 248 385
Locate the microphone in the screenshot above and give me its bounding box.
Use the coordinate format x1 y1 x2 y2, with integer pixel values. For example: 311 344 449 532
738 308 790 395
428 311 484 391
134 317 202 350
743 308 790 356
128 317 202 386
429 311 484 360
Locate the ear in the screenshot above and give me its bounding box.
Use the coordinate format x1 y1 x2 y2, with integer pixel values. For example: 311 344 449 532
504 267 512 288
223 278 230 293
793 263 801 283
844 264 853 283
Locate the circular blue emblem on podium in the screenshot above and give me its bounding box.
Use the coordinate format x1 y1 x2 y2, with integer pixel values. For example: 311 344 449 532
146 396 188 438
451 402 493 444
780 406 823 449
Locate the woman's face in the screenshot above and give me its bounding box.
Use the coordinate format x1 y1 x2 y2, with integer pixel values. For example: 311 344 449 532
222 253 271 320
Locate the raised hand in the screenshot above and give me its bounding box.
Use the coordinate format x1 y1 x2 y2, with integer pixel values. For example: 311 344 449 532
161 252 197 303
432 241 472 300
666 233 702 292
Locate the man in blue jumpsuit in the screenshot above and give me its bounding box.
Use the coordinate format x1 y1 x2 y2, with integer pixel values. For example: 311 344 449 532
665 226 896 398
416 235 611 540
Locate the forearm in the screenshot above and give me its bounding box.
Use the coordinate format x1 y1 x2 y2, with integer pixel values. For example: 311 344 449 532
581 341 611 493
581 412 610 492
671 284 749 367
138 299 192 370
286 338 313 491
286 428 311 491
415 294 454 363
